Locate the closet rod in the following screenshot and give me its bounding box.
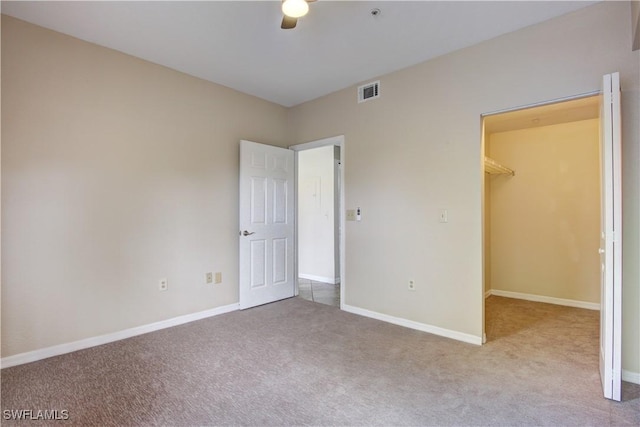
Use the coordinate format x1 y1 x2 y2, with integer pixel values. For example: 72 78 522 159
484 156 515 176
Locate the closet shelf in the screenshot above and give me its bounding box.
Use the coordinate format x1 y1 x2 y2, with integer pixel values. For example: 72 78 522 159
484 156 515 176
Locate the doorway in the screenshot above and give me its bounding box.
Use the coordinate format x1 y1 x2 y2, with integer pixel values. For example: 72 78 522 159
482 95 601 312
481 75 623 401
482 96 603 366
290 136 345 308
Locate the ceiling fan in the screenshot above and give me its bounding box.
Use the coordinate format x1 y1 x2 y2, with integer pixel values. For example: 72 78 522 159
281 0 316 29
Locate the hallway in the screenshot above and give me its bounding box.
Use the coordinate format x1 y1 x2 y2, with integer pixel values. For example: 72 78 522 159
297 278 340 307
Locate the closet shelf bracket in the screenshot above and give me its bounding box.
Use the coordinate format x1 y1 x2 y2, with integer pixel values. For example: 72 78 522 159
484 156 515 176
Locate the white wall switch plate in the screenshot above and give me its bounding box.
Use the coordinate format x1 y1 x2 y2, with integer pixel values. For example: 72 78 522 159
439 209 448 223
346 209 356 221
215 272 222 284
159 278 168 291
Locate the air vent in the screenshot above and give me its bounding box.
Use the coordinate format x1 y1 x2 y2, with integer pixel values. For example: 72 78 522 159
357 81 380 103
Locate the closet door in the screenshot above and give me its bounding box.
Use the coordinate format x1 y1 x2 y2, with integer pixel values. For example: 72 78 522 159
598 72 621 402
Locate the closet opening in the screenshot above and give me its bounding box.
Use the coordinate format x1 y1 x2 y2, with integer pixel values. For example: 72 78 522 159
482 95 601 344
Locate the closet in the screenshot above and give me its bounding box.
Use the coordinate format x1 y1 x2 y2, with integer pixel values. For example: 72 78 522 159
483 96 601 311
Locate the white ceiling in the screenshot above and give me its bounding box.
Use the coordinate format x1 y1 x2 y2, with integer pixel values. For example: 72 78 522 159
2 1 597 107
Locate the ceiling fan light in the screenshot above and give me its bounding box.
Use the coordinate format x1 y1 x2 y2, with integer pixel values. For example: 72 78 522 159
282 0 309 18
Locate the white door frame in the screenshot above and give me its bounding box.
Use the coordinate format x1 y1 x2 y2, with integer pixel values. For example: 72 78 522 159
290 135 346 309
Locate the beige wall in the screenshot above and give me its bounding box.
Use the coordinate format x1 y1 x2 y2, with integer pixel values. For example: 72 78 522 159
288 2 639 375
297 145 336 282
1 16 289 357
487 119 600 303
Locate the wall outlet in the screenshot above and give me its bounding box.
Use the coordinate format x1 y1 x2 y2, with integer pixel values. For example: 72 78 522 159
408 280 416 291
206 272 213 284
159 278 168 292
215 272 222 284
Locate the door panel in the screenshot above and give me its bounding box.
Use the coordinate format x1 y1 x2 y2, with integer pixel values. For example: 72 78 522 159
250 239 267 288
240 140 294 309
250 177 267 224
272 238 288 284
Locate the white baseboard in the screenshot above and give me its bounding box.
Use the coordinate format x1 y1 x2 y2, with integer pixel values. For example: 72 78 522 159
1 303 239 369
487 289 600 311
622 369 640 385
4 299 635 385
342 304 482 346
299 273 339 285
484 290 491 299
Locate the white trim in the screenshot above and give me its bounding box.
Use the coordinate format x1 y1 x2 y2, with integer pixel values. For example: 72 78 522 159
342 304 482 346
489 289 600 311
298 273 339 284
1 303 239 369
289 135 343 152
622 370 640 385
481 90 600 117
484 290 492 299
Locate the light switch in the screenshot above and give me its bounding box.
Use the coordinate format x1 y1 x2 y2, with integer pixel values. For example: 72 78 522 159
346 209 356 221
439 209 448 223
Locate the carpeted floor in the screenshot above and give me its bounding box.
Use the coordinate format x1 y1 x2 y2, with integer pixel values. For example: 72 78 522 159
1 296 639 425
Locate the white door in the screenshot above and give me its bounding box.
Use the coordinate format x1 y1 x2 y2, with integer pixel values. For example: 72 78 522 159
599 72 622 401
239 140 295 309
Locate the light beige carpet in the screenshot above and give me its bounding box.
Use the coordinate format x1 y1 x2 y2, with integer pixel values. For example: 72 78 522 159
1 296 639 425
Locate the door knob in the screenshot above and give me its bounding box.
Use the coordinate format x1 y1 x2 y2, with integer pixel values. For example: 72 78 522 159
242 230 255 236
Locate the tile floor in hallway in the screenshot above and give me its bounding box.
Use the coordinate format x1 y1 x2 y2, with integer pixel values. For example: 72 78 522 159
297 278 340 307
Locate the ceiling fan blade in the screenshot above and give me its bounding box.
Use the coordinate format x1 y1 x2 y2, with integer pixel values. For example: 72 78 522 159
281 15 298 29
